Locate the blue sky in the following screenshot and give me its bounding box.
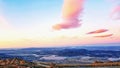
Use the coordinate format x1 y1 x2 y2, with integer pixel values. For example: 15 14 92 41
0 0 120 48
3 0 63 28
3 0 114 28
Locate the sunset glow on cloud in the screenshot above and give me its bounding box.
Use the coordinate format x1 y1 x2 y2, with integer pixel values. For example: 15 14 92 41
0 0 120 48
87 29 108 34
111 5 120 20
110 0 120 20
52 0 84 30
94 34 113 38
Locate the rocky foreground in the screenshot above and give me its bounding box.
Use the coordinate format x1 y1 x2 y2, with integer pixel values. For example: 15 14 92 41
0 58 120 68
0 58 36 68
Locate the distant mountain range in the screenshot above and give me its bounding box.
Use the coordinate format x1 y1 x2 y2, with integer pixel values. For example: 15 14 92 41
0 45 120 63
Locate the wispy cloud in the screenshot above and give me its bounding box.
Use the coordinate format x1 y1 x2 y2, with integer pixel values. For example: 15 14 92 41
0 0 12 30
52 0 85 30
111 5 120 20
86 29 108 34
109 0 120 20
94 34 113 38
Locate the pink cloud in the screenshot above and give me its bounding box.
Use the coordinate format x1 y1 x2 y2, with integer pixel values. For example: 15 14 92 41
111 5 120 20
94 34 113 38
52 0 85 30
87 29 108 34
109 0 120 20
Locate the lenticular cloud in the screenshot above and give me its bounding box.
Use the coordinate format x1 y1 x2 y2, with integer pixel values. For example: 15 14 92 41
94 34 113 38
87 29 108 34
52 0 85 30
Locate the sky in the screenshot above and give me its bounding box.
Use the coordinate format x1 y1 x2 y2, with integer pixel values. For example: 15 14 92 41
0 0 120 48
